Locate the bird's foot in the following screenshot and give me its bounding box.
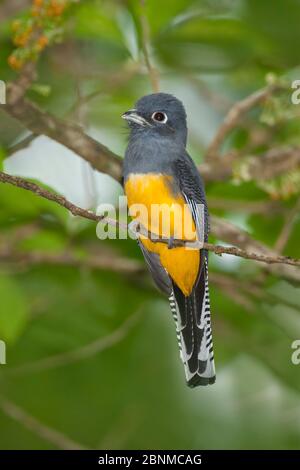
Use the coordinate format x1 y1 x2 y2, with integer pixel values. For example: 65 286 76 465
128 220 140 239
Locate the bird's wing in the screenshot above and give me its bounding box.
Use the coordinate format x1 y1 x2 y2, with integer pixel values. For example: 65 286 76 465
173 155 210 241
138 239 172 295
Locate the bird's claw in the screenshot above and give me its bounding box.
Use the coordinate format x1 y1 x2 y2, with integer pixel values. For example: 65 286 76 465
128 220 140 239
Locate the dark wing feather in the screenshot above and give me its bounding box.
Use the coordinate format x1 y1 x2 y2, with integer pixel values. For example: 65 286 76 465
138 239 172 295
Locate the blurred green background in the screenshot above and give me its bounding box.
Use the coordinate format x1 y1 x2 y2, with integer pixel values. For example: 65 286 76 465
0 0 300 450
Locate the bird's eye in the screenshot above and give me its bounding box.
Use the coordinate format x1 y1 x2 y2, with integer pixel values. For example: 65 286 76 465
152 111 168 123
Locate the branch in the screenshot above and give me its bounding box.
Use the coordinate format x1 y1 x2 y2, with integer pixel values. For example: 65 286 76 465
65 63 139 121
7 133 37 156
8 62 37 103
208 197 283 214
242 146 300 181
188 76 232 113
0 0 31 22
209 272 255 311
205 85 280 159
199 146 300 183
0 171 105 222
0 396 88 450
274 198 300 253
8 309 142 375
1 171 299 272
135 223 300 267
139 0 160 92
3 81 123 181
3 73 296 186
210 216 300 283
0 246 144 275
204 242 300 267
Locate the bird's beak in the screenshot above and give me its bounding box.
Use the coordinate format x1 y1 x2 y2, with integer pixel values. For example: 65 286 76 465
122 109 150 127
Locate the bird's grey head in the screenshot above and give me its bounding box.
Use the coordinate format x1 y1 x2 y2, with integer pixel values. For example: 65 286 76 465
122 93 187 146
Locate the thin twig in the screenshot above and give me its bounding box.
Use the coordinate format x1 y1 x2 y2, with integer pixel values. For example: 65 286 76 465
2 77 295 184
0 396 88 450
135 223 300 267
0 0 31 21
0 247 144 274
210 215 300 283
274 198 300 253
0 171 104 222
205 85 280 159
6 61 37 105
208 198 283 214
0 171 299 268
209 272 255 311
65 63 139 121
4 81 123 181
139 0 159 92
8 309 142 375
204 242 300 267
199 146 300 183
7 133 37 156
189 76 232 112
244 147 300 181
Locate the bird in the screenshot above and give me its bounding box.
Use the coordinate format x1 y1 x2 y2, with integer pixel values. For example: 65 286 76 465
122 93 215 387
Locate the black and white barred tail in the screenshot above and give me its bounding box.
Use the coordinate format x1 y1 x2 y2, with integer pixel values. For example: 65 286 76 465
169 258 215 387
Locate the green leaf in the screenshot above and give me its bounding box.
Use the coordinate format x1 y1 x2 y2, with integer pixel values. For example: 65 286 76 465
155 17 259 72
0 146 6 171
30 84 52 97
0 274 29 343
0 182 67 226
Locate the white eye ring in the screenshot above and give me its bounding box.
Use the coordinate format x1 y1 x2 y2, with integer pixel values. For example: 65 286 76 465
151 111 168 123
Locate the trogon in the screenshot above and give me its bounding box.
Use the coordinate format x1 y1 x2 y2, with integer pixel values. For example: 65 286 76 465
122 93 215 387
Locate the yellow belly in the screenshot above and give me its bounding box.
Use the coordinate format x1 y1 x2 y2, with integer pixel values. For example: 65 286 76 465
125 173 200 296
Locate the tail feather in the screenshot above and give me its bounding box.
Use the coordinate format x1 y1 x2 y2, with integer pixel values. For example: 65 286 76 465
169 258 215 387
